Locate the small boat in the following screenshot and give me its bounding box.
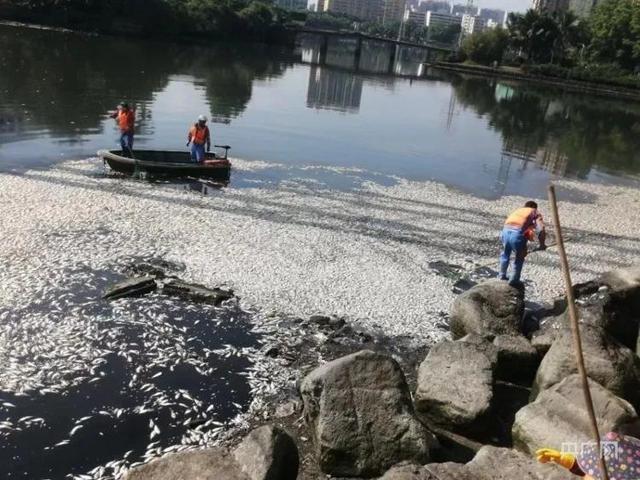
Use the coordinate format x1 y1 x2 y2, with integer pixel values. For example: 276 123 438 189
98 146 232 180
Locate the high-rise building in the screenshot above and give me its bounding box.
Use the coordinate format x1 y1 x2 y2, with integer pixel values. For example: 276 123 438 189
275 0 308 9
382 0 407 24
568 0 600 17
532 0 569 14
322 0 404 23
451 3 478 16
461 13 486 35
426 10 462 27
478 8 505 24
404 8 428 24
416 0 451 13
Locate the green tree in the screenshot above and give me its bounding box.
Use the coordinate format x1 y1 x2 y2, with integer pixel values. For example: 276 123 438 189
507 10 559 63
461 28 509 65
429 23 461 45
589 0 640 71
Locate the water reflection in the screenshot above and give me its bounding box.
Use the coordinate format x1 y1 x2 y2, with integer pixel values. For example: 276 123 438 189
307 65 363 113
449 75 640 190
2 24 640 197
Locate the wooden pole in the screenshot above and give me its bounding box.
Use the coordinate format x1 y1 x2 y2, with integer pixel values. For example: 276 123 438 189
547 185 609 480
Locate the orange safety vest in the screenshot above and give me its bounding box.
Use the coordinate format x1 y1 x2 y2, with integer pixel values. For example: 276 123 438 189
505 207 542 237
189 124 210 145
117 110 135 133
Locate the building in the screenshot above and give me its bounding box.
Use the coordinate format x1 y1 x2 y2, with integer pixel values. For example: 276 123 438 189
461 13 486 35
532 0 569 14
426 10 462 28
275 0 308 9
382 0 407 24
451 3 478 16
416 0 451 13
568 0 600 17
321 0 403 23
307 0 325 12
478 8 505 25
403 7 427 24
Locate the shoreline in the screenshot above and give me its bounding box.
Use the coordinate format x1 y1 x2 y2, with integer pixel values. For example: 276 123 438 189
431 61 640 102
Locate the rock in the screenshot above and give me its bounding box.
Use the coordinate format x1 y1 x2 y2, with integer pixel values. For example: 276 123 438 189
492 334 539 383
450 280 524 340
162 279 234 305
380 446 566 480
300 350 436 477
125 448 244 480
274 400 301 418
309 314 331 326
531 326 640 406
464 445 567 479
103 276 157 300
233 425 299 480
459 333 499 366
513 374 640 455
415 340 494 432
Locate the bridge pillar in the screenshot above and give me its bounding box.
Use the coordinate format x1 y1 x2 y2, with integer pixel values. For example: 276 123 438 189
387 44 397 74
353 35 362 71
318 34 329 65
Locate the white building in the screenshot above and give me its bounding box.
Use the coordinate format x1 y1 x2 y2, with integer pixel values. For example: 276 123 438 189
461 13 485 35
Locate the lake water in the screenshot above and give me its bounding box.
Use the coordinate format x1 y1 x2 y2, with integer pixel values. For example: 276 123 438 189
1 24 640 198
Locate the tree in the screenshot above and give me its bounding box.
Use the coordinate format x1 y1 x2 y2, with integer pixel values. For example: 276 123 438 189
508 10 562 64
429 23 461 45
461 28 509 65
589 0 640 71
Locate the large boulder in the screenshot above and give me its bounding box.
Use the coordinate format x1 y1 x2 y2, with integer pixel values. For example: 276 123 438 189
380 446 566 480
233 425 298 480
300 350 436 477
126 425 299 480
513 374 640 455
492 334 539 383
450 280 524 340
125 449 245 480
531 326 640 406
415 340 494 432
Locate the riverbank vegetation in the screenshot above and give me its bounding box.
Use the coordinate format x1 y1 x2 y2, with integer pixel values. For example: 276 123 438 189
0 0 292 42
459 0 640 88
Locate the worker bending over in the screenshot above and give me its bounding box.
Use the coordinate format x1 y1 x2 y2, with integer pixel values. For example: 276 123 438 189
499 200 546 285
186 115 211 163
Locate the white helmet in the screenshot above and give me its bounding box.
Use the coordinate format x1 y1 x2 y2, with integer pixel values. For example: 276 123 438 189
198 115 207 123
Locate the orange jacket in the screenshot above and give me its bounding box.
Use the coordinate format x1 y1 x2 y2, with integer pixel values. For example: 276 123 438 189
189 124 210 145
505 207 544 235
117 109 135 133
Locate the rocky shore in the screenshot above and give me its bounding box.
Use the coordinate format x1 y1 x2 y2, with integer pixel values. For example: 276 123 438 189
123 265 640 479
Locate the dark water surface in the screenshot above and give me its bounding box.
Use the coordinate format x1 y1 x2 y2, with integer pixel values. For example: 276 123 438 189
0 259 258 479
1 24 640 198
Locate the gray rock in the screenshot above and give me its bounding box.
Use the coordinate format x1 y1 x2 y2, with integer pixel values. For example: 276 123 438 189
162 279 233 305
380 446 566 480
415 340 494 431
513 374 640 455
450 280 524 340
464 445 567 479
233 425 298 480
103 276 157 300
125 448 245 480
531 326 640 406
300 350 436 477
492 334 539 382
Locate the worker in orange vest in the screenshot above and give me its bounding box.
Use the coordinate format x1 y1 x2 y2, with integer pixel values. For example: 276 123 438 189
499 200 546 285
186 115 211 163
110 102 136 157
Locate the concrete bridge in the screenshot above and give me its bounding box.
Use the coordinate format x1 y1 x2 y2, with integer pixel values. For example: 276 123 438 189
295 27 456 73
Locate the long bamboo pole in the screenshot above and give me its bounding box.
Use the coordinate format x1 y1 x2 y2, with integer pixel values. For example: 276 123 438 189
547 185 609 480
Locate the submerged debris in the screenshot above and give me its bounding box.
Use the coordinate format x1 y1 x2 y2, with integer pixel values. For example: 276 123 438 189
103 276 158 300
